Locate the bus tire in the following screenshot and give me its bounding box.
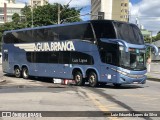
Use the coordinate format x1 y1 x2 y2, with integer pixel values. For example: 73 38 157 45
113 83 121 87
22 67 29 79
74 71 84 86
99 82 106 87
88 72 98 87
14 67 21 78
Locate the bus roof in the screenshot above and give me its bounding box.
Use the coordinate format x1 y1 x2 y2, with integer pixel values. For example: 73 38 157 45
3 20 89 34
3 20 132 35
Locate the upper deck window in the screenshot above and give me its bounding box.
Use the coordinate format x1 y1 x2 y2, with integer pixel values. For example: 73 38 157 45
91 21 116 39
3 23 94 44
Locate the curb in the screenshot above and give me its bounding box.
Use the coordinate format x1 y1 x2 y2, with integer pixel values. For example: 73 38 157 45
0 79 6 84
147 77 160 82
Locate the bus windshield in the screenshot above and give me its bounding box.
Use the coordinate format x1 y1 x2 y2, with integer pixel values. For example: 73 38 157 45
119 48 146 70
114 22 144 45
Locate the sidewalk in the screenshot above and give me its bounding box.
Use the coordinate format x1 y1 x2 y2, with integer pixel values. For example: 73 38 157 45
146 63 160 82
147 71 160 82
0 65 6 84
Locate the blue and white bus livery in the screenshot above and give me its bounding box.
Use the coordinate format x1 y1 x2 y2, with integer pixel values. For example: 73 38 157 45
2 20 159 87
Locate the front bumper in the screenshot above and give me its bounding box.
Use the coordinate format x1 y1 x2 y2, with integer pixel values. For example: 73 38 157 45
118 74 147 84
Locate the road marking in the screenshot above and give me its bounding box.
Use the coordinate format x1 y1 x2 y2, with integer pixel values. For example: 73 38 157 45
86 93 119 120
122 94 147 97
142 97 159 101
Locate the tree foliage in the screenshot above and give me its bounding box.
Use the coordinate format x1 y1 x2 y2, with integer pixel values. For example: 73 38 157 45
34 3 81 26
155 33 160 41
144 36 151 43
144 32 160 43
12 13 20 24
21 3 81 27
152 32 160 42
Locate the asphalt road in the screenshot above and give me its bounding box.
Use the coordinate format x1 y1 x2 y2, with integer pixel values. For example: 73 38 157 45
0 65 160 120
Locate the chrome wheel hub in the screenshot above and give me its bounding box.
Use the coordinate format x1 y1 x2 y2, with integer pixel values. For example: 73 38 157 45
75 75 81 82
15 69 20 75
23 69 28 77
89 75 95 83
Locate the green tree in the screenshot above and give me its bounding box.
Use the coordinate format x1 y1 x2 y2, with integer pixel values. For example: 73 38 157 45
144 36 151 43
33 3 81 26
155 33 160 40
21 3 81 27
21 5 32 27
152 36 156 42
152 32 160 42
12 13 20 24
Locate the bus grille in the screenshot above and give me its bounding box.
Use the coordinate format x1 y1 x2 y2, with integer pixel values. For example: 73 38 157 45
127 74 144 79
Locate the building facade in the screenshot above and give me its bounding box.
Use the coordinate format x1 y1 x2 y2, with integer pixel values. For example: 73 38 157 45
29 0 48 8
91 0 129 22
0 0 25 25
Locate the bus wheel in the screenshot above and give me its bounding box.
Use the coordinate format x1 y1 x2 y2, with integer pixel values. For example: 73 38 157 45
88 72 98 87
113 83 121 87
74 71 84 86
22 67 29 79
14 67 21 78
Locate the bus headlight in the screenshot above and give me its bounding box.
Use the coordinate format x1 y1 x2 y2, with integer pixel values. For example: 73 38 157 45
111 68 128 76
144 73 147 76
119 46 124 51
117 70 128 76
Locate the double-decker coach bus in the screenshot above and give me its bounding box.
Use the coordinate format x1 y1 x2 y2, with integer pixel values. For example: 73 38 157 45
2 20 159 87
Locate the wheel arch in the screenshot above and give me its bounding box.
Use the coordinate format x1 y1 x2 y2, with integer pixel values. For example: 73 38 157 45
72 67 85 79
14 65 21 70
21 64 29 69
21 64 29 74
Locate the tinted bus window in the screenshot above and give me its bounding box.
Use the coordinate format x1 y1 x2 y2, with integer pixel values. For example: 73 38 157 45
114 22 144 45
59 52 70 64
70 52 94 65
58 23 94 41
26 51 94 65
3 23 94 44
91 21 116 39
99 43 119 66
3 33 19 43
26 52 59 63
